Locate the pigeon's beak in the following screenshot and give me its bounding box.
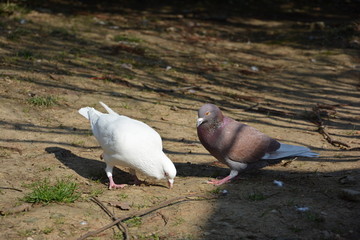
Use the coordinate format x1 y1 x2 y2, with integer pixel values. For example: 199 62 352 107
168 179 174 189
196 118 204 127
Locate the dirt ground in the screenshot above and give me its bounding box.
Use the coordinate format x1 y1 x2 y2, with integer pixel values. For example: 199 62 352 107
0 1 359 239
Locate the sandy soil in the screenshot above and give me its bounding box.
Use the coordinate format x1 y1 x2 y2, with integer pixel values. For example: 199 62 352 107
0 1 359 239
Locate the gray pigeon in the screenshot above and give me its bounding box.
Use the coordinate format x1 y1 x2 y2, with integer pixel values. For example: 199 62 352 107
197 104 318 185
78 102 177 189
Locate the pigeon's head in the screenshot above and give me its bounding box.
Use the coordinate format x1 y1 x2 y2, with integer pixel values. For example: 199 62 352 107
197 104 223 128
163 157 177 189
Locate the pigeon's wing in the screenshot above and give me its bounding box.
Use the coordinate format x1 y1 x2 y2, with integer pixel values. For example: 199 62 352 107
94 114 163 155
222 119 280 163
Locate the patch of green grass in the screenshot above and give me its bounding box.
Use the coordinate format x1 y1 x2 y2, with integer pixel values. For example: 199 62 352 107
0 2 29 16
121 103 131 109
118 193 128 199
18 228 36 237
138 233 161 240
28 96 58 107
124 216 142 227
23 178 80 204
172 217 185 226
305 212 325 223
248 192 267 201
209 187 222 194
7 28 31 41
71 140 85 147
131 203 150 210
50 28 75 40
289 225 303 233
113 232 125 240
16 50 34 59
42 226 54 234
89 187 104 197
41 167 53 172
113 34 141 43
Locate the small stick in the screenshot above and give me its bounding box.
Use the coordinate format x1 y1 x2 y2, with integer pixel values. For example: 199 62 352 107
78 194 215 240
90 197 129 240
312 106 351 149
0 187 23 192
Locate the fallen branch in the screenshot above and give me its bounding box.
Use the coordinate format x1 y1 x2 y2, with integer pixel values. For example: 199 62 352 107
77 194 216 240
312 105 351 149
0 203 32 215
0 187 23 192
143 84 205 93
0 146 22 155
90 197 129 240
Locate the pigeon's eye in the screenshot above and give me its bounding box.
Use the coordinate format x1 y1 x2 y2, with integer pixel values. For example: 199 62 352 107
205 111 211 116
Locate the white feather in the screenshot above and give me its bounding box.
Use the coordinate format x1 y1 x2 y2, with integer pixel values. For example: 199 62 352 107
262 143 319 160
78 102 176 182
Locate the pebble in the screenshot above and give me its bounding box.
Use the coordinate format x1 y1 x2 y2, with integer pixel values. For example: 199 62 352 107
221 189 229 196
338 176 356 185
80 220 88 225
296 206 309 212
250 66 259 72
273 180 284 187
339 189 360 202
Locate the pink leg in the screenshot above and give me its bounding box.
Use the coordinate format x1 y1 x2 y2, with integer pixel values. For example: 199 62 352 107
108 176 127 190
207 170 239 186
105 164 127 190
207 175 233 185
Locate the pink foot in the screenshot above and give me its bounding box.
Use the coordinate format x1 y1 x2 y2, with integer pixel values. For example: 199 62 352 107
207 177 232 186
108 177 127 190
109 183 127 190
207 174 236 185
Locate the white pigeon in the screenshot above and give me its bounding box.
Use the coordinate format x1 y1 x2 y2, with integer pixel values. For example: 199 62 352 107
78 102 177 189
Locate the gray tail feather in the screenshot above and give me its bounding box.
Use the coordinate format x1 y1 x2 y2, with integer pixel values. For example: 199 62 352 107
262 143 319 160
99 101 117 115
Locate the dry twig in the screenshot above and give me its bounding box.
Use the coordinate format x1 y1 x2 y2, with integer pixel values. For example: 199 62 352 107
90 197 129 240
311 105 350 149
78 194 216 240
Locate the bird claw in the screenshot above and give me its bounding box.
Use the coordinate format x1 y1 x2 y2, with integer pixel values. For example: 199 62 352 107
207 178 231 186
108 183 127 190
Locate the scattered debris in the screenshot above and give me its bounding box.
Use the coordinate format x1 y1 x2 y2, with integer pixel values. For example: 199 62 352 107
310 104 351 149
221 189 229 196
108 201 131 210
0 146 23 155
273 180 284 187
250 66 259 72
143 84 205 93
165 66 172 71
338 176 356 185
296 207 310 212
0 203 32 215
121 63 133 70
170 106 179 111
339 189 360 202
79 194 216 240
281 159 294 167
80 221 88 226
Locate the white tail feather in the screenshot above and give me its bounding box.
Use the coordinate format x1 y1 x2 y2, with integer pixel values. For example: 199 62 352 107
262 143 319 160
99 101 117 115
78 107 93 120
78 106 104 126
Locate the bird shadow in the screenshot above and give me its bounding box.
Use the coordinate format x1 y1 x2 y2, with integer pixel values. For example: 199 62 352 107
45 146 174 188
174 162 229 178
45 147 132 186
